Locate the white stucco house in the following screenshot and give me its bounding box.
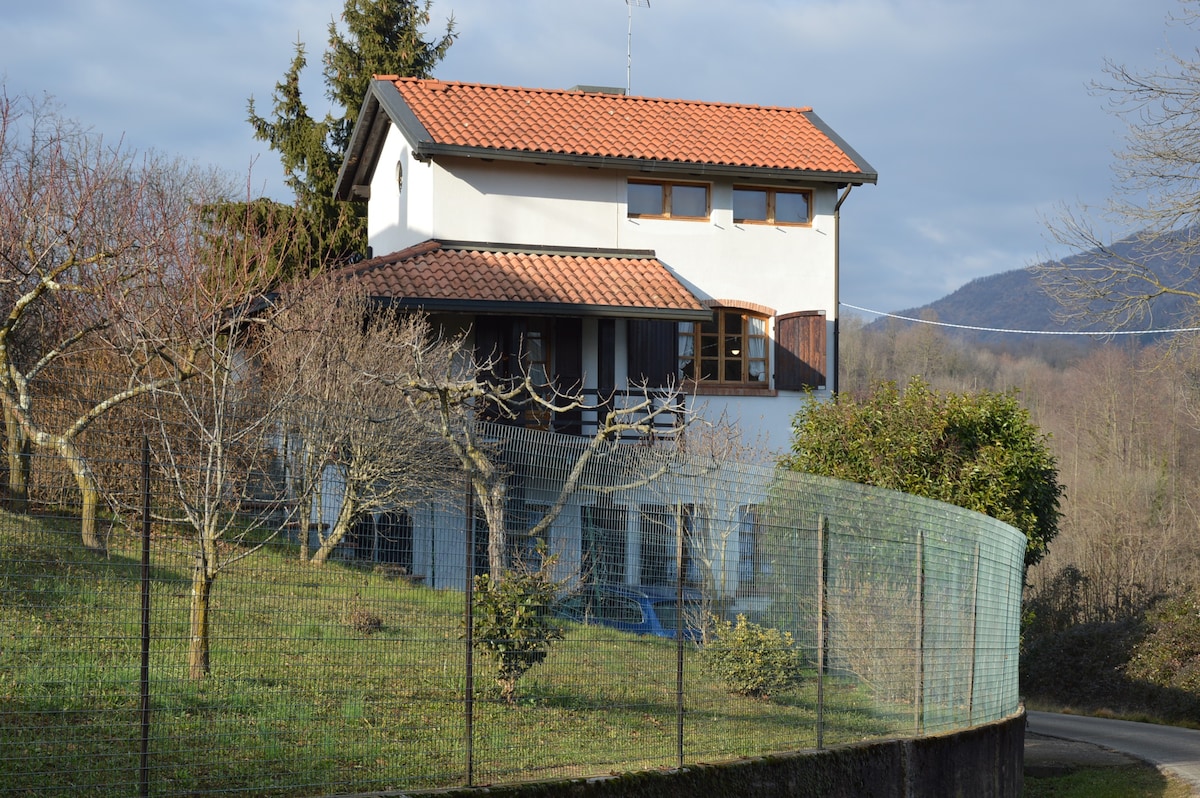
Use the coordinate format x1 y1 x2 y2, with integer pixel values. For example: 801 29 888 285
326 78 876 594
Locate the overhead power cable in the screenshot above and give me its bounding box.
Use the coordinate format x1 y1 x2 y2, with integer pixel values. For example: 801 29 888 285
840 303 1200 336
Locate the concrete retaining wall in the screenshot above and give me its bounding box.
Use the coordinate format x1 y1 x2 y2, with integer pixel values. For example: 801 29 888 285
366 710 1025 798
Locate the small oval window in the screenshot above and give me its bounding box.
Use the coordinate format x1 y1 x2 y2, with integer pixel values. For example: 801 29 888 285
396 160 404 193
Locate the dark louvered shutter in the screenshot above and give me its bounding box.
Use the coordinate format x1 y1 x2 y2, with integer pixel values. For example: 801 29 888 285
553 318 583 393
627 319 677 388
473 316 510 380
775 311 826 390
554 318 584 434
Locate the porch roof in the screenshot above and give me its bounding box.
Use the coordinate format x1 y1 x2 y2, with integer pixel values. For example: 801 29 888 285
334 240 712 321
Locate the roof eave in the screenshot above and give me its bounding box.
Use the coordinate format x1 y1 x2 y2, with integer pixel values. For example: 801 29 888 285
410 142 877 185
374 296 712 322
335 80 437 201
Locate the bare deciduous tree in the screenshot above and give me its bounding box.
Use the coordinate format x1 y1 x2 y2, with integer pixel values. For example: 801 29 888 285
1034 1 1200 331
266 276 458 566
133 199 327 680
0 86 236 550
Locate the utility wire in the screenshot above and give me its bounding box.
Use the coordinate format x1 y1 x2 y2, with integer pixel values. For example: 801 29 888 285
840 302 1200 336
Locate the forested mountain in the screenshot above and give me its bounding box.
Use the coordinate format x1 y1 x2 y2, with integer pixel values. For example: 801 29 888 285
868 230 1199 350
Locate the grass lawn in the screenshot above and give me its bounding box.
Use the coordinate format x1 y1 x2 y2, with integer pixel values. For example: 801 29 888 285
0 510 906 796
1024 766 1193 798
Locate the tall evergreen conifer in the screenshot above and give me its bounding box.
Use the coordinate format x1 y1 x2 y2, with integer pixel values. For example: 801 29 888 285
246 0 456 276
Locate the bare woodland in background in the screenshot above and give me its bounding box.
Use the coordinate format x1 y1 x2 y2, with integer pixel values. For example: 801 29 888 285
839 316 1200 620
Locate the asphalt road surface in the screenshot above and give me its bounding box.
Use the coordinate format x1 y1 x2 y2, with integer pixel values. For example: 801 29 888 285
1028 710 1200 793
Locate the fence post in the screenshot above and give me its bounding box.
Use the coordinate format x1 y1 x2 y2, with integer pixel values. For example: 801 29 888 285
463 476 474 787
816 515 827 750
968 542 980 726
914 528 925 736
139 435 152 798
674 502 685 769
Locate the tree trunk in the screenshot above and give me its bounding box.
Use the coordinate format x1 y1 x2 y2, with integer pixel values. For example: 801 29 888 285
475 474 507 581
56 436 102 552
4 406 30 513
311 483 357 567
188 565 214 680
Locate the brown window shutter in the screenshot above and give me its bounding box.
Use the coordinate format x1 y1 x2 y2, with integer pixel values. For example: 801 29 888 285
473 316 510 380
554 317 583 393
775 311 826 390
627 319 677 388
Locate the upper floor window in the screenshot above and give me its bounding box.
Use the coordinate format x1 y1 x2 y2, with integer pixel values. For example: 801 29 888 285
678 308 769 386
628 179 710 220
733 186 812 225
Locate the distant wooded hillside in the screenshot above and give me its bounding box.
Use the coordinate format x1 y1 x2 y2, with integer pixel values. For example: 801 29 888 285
865 231 1198 348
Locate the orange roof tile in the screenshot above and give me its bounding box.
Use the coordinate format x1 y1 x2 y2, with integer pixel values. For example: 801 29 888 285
380 78 874 178
336 240 710 321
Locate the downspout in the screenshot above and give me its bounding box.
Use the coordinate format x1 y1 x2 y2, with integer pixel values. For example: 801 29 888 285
832 185 854 397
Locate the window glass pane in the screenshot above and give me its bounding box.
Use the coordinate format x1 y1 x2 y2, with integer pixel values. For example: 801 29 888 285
775 191 810 224
724 359 742 382
671 184 708 217
747 316 765 336
628 182 663 215
748 360 766 382
733 188 767 221
700 359 719 380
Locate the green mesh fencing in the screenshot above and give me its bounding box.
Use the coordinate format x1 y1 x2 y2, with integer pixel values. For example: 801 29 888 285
0 391 1026 796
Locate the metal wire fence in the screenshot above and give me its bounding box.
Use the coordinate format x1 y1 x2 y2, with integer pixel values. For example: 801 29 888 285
0 381 1026 796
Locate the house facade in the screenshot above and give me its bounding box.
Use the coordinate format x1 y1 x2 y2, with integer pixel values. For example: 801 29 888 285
334 78 876 449
328 78 876 594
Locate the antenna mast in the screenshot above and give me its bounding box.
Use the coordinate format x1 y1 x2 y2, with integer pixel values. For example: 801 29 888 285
626 0 650 95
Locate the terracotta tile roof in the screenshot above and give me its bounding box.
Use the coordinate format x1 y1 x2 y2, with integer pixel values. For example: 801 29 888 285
379 78 874 178
335 240 710 321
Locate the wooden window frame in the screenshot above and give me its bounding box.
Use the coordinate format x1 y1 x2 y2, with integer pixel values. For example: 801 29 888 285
678 307 771 389
732 185 813 226
627 178 711 221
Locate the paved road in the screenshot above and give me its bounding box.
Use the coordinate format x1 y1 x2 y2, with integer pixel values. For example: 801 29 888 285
1028 710 1200 793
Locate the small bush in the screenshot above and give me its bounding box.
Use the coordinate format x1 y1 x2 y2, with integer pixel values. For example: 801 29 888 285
702 614 804 698
471 556 564 704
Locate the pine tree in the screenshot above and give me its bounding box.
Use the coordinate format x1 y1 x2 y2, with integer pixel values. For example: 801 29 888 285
246 0 456 275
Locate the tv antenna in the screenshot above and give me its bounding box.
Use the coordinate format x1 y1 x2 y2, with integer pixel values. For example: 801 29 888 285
626 0 650 95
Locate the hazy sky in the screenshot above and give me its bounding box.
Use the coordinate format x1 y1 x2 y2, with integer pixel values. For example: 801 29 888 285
0 0 1187 314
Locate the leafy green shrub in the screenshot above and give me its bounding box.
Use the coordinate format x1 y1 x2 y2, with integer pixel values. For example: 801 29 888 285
783 377 1063 567
471 557 564 704
1125 591 1200 693
702 614 804 698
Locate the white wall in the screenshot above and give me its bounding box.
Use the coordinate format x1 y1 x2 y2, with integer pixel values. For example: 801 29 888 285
366 127 838 321
366 130 435 257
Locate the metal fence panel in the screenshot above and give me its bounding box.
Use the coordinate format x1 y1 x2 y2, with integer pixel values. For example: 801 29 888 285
0 381 1027 795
